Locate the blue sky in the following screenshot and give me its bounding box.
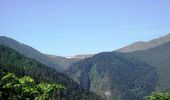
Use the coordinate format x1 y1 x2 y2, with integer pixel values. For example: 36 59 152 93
0 0 170 56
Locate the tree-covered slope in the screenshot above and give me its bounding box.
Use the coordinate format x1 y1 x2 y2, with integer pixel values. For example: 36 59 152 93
67 52 157 100
0 36 63 71
0 45 101 100
124 41 170 92
0 36 82 71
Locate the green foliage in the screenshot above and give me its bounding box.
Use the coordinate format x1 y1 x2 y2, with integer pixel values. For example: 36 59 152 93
145 92 170 100
0 69 65 100
36 83 66 100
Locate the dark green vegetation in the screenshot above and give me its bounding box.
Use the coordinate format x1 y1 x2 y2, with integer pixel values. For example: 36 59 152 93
0 36 82 71
124 41 170 92
67 52 157 100
0 68 65 100
0 45 101 100
145 92 170 100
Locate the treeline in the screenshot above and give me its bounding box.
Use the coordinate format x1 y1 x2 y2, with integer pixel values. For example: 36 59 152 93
0 45 101 100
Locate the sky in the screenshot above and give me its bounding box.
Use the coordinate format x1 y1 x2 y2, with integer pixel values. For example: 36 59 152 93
0 0 170 56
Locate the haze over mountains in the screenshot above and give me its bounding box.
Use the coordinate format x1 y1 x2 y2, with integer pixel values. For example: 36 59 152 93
1 33 170 100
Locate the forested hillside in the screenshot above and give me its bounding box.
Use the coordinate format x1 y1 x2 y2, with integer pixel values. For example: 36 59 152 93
0 36 63 70
0 36 82 71
124 41 170 92
0 45 101 100
67 52 157 100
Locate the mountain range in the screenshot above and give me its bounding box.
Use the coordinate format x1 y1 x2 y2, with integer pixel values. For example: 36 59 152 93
67 33 170 100
1 33 170 100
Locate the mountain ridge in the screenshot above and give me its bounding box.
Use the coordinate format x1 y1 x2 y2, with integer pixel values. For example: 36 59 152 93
0 36 86 71
0 36 63 70
118 33 170 52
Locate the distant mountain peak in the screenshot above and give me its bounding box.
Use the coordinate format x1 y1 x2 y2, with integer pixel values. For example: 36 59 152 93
117 33 170 52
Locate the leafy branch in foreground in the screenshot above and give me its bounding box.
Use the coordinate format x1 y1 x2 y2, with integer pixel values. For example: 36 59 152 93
145 92 170 100
0 70 66 100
